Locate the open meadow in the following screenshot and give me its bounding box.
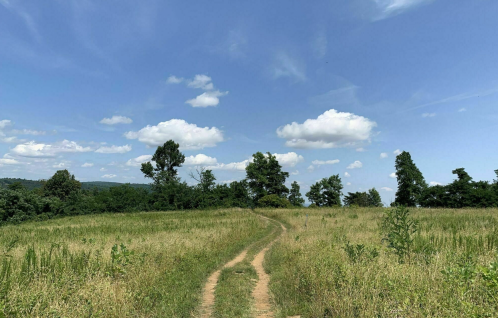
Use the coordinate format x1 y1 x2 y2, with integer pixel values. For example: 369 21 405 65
261 207 498 318
0 209 272 317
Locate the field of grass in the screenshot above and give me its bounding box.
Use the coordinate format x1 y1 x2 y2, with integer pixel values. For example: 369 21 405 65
0 209 271 317
261 207 498 318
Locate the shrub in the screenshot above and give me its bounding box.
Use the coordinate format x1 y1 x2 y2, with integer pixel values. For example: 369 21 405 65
258 194 291 208
381 205 418 264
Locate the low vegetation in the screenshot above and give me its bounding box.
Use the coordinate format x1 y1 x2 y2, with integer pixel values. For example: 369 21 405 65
262 207 498 317
0 209 269 317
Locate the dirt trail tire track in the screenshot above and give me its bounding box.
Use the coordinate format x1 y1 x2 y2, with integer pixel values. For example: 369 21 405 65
199 249 248 318
251 218 286 318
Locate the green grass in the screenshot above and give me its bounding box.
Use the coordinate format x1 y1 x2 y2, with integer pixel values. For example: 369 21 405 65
260 207 498 318
0 209 269 317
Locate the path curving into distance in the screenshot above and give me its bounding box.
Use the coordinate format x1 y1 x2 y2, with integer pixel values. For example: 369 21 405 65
198 213 287 318
251 219 286 318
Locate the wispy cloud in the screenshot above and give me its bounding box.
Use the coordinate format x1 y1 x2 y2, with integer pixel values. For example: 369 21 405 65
1 0 42 42
272 52 306 82
372 0 434 20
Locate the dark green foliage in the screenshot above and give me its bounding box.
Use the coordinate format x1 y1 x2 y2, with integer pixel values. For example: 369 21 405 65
342 241 379 264
381 206 418 264
306 175 343 207
288 181 305 207
344 188 383 207
258 194 291 208
245 152 289 202
141 140 186 188
394 151 427 207
43 170 81 201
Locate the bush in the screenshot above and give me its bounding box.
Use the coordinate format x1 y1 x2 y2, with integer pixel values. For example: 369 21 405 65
258 194 291 208
308 203 318 209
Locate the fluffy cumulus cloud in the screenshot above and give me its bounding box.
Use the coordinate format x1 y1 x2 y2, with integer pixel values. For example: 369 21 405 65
347 161 363 169
273 152 305 167
102 174 117 179
95 144 132 154
206 160 250 171
345 172 351 178
126 155 153 167
184 154 218 166
82 162 94 168
166 75 183 84
125 119 224 150
186 90 228 107
100 116 133 125
381 187 394 192
0 120 11 129
187 74 214 90
390 172 397 179
430 181 443 186
0 158 20 166
380 153 388 159
11 140 92 157
394 149 402 155
311 159 340 166
276 109 377 149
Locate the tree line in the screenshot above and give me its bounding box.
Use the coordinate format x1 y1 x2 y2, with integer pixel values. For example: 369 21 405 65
1 140 496 225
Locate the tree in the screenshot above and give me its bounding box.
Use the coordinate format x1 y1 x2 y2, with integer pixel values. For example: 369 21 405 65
394 151 427 207
43 170 81 201
245 152 289 202
7 182 26 192
446 168 473 208
306 175 343 207
321 175 343 207
306 182 323 206
141 140 185 188
368 188 383 207
288 181 305 207
344 192 369 207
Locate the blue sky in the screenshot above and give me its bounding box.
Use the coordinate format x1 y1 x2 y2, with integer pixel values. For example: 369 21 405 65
1 0 498 205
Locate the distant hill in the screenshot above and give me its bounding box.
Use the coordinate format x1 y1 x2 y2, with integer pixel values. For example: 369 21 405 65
0 178 151 191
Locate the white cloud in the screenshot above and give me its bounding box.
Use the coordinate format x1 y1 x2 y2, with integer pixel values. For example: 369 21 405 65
126 155 153 167
381 187 394 192
272 52 306 82
458 108 466 112
347 182 352 186
390 172 397 179
356 147 366 152
100 115 133 125
274 152 305 167
166 75 184 84
0 120 11 129
290 170 299 175
422 113 436 118
206 160 250 171
393 149 402 155
347 161 363 169
187 74 214 90
53 162 67 169
0 158 20 165
222 180 237 184
102 174 117 179
184 154 218 166
0 136 24 143
125 119 224 150
430 181 443 186
372 0 433 20
277 109 377 149
307 165 315 172
380 153 388 159
100 168 107 172
345 172 351 178
11 129 46 135
11 140 92 157
185 90 228 107
81 162 94 168
95 144 132 154
311 159 340 166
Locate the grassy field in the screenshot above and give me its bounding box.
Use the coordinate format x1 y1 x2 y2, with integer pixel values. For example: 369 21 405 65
0 209 271 317
261 207 498 318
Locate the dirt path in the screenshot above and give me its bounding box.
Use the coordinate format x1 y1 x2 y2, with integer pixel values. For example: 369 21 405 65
251 221 286 318
199 249 248 318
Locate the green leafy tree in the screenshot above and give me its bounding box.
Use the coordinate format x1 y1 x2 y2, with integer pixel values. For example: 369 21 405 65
43 170 81 201
245 152 289 201
7 182 26 192
288 181 305 207
447 168 473 208
306 175 343 207
394 151 427 207
344 191 369 207
368 188 383 207
141 140 185 188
